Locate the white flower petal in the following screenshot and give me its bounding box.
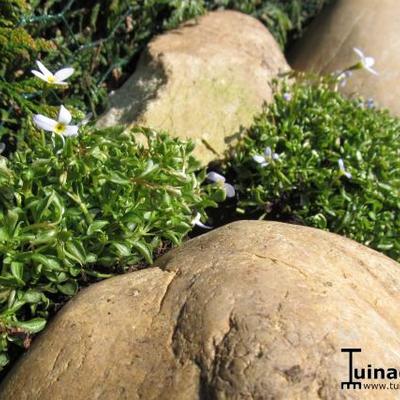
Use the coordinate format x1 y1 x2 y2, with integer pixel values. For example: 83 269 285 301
36 60 53 78
33 114 57 132
31 70 48 81
283 92 292 101
264 147 272 158
207 171 225 183
366 98 375 109
58 105 72 124
63 125 79 137
272 153 280 160
353 47 364 59
338 70 353 87
253 155 266 164
196 220 212 229
192 213 212 229
54 67 74 82
338 158 352 178
337 71 345 80
366 66 379 76
224 183 236 198
364 57 375 68
0 143 5 154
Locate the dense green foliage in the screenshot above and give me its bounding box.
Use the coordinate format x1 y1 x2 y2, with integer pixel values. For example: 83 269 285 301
1 0 330 146
0 0 332 373
0 123 221 368
224 75 400 261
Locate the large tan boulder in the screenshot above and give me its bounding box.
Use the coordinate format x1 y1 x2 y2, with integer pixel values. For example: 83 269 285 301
1 220 400 399
289 0 400 115
97 11 289 164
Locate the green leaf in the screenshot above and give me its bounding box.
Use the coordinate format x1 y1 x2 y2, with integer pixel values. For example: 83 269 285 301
31 254 63 271
85 253 97 263
0 353 9 368
57 281 78 296
87 220 109 235
14 318 47 334
23 290 43 304
112 242 131 257
131 241 153 264
10 262 24 284
31 229 58 245
5 209 19 236
139 160 159 178
65 242 86 265
0 227 9 241
0 275 20 286
108 172 130 185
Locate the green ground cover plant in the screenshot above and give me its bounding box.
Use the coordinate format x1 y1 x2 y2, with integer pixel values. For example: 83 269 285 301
223 74 400 261
0 0 332 374
0 118 222 369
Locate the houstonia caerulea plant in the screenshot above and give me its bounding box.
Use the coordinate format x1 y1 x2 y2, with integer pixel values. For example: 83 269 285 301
0 62 223 369
33 105 79 138
224 73 400 262
335 47 378 89
352 48 378 76
31 61 74 85
206 172 235 198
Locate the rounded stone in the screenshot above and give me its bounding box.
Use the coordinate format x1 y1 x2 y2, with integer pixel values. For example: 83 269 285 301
97 11 289 165
289 0 400 115
1 221 400 399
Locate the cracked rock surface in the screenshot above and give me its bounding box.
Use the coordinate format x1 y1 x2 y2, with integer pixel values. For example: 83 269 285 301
289 0 400 115
97 10 289 165
1 221 400 399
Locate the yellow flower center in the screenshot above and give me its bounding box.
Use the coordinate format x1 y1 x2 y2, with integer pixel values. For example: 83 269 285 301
54 123 66 135
47 75 56 83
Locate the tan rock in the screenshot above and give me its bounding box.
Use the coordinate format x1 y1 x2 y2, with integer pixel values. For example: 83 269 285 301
1 220 400 399
289 0 400 115
97 11 289 164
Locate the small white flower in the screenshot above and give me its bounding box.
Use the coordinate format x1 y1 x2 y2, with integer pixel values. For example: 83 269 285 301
192 213 212 230
353 48 378 76
253 147 280 167
206 171 235 198
336 70 353 87
283 92 292 101
365 98 375 109
338 158 352 179
31 60 74 85
33 105 79 137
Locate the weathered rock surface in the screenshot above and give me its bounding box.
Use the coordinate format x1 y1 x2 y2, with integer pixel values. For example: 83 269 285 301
289 0 400 115
97 11 289 164
1 220 400 399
